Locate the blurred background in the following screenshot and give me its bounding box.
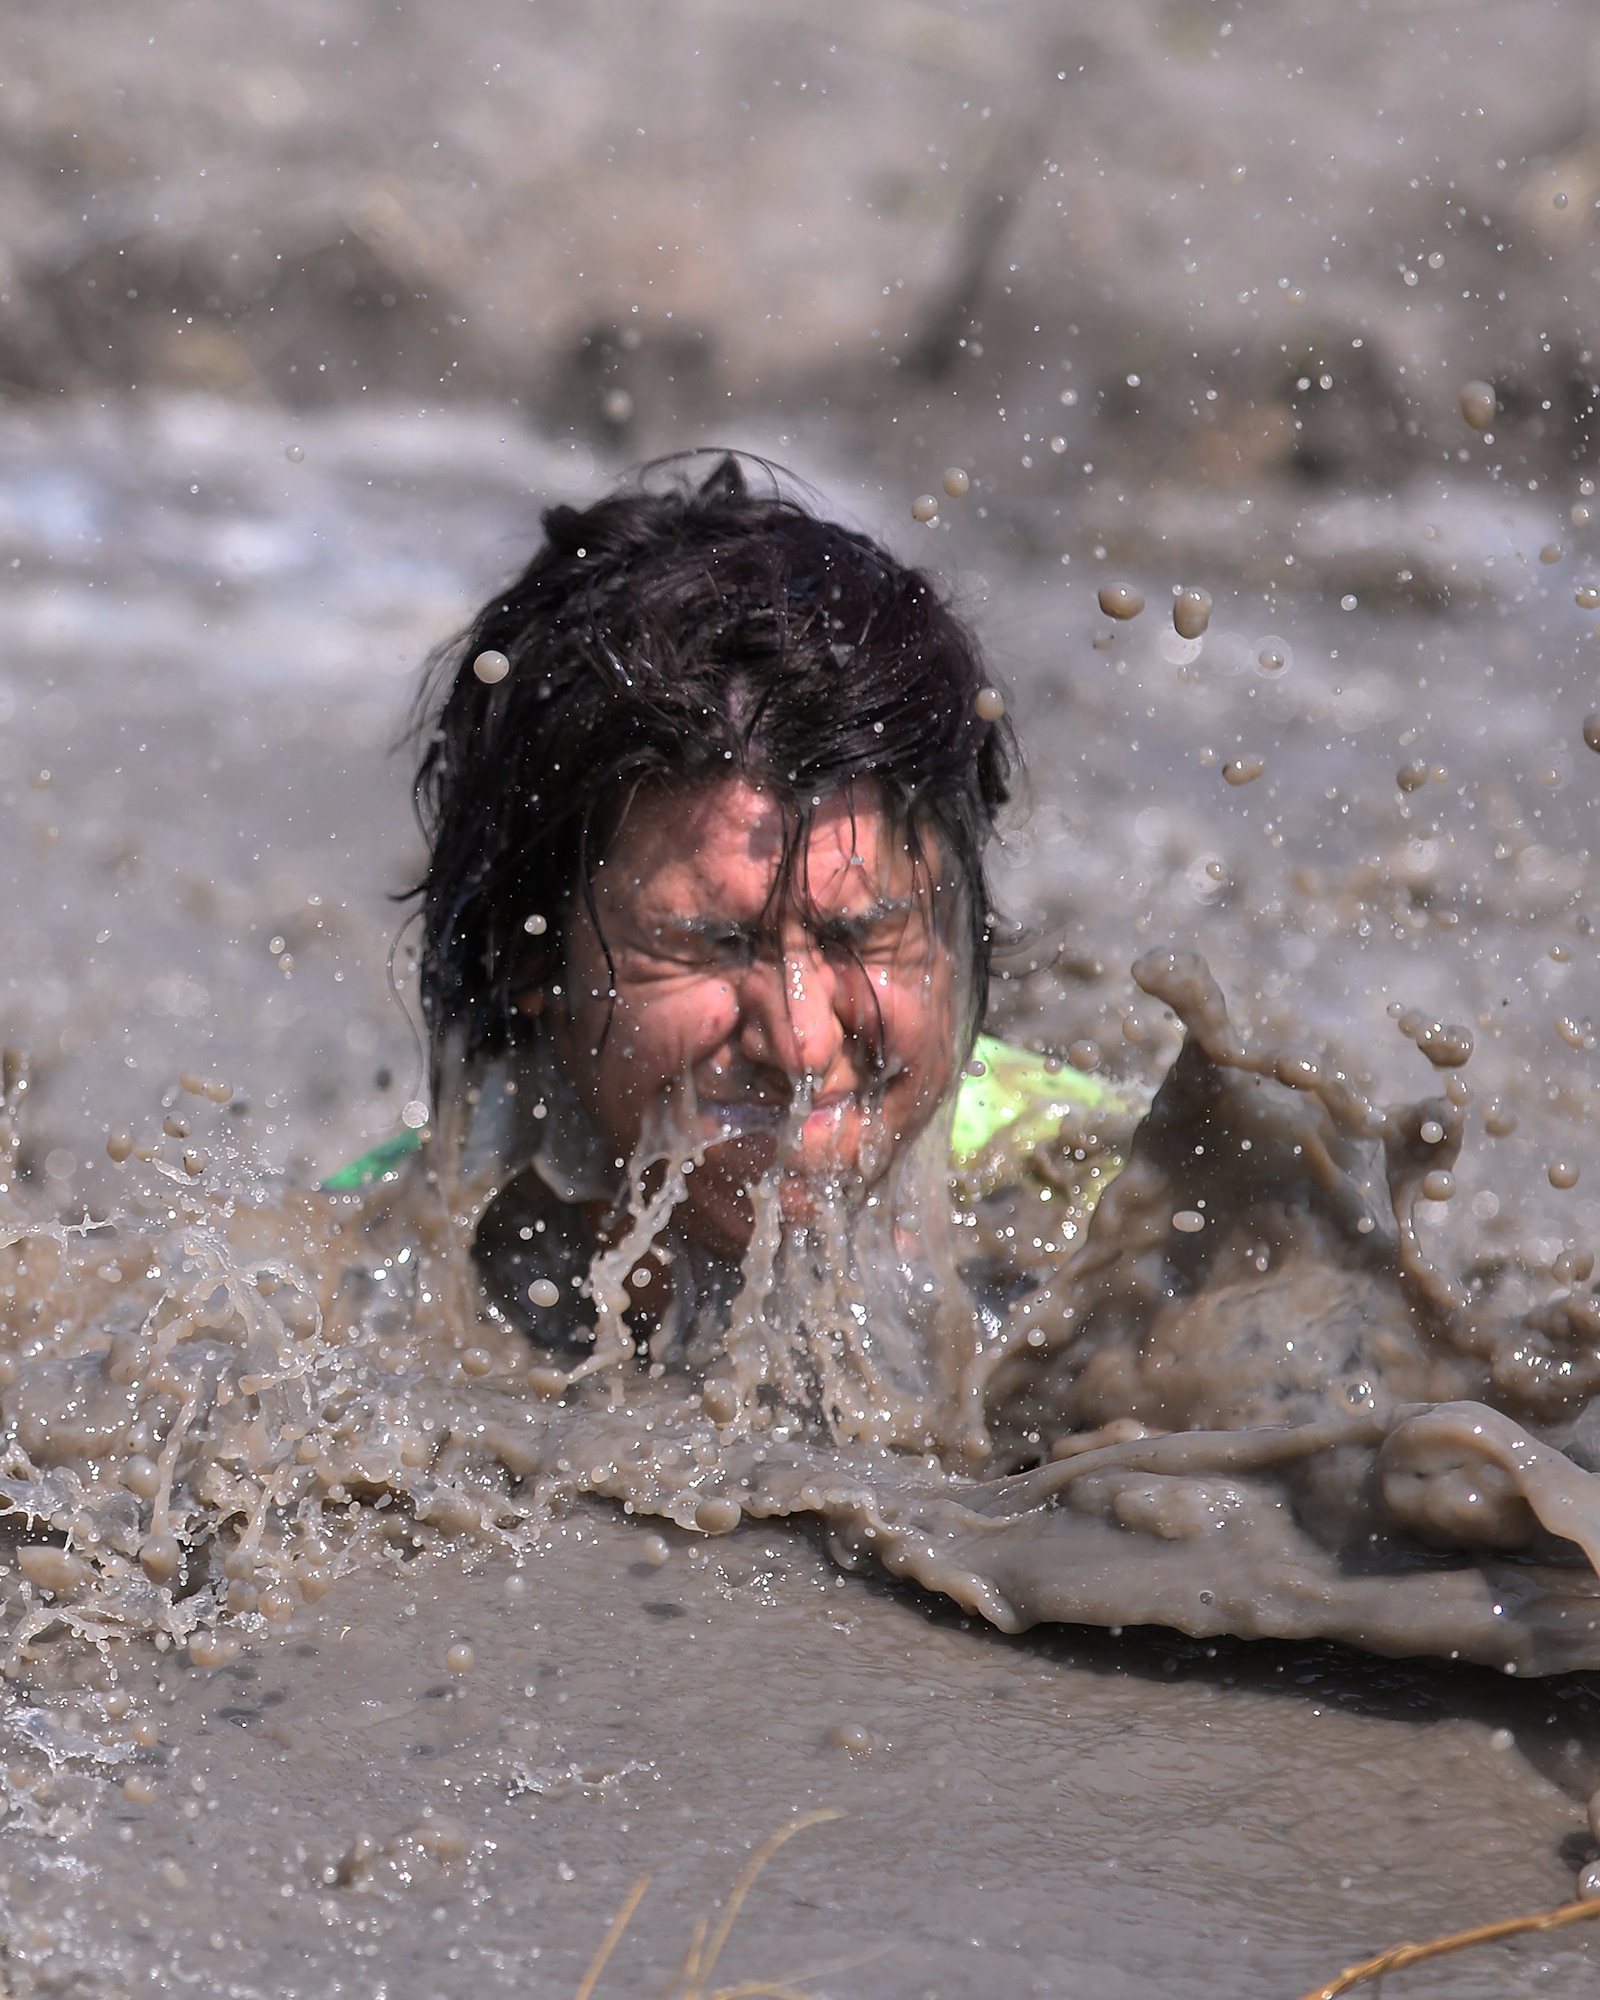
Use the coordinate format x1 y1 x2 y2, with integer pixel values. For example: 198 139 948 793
2 0 1598 1275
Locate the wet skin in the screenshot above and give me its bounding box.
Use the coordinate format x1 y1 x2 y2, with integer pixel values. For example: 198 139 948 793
523 777 963 1258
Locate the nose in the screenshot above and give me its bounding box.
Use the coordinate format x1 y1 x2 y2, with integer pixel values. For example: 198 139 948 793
735 945 846 1090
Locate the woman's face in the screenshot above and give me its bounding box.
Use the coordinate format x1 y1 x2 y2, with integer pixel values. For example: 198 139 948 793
537 777 964 1257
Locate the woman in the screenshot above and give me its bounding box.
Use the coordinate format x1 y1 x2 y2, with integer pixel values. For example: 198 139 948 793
336 455 1136 1443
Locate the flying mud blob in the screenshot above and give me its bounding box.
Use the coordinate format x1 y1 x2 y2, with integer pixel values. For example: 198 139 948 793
1172 588 1212 640
1098 582 1144 620
1459 380 1497 431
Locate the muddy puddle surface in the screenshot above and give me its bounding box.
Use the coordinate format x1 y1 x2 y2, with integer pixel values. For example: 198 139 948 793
1 395 1600 1994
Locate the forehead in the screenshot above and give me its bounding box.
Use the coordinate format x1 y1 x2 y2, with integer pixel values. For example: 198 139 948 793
599 776 920 915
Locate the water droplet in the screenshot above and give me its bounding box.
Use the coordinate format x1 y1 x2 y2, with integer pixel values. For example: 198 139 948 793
910 494 939 523
973 686 1006 721
599 387 634 425
401 1099 430 1129
523 913 548 935
941 467 970 498
1419 1120 1446 1146
1554 190 1571 210
1549 1161 1581 1190
1223 755 1266 785
284 444 304 463
1340 593 1359 611
473 650 511 685
1173 587 1213 639
1459 380 1496 431
527 1278 561 1308
1098 582 1144 620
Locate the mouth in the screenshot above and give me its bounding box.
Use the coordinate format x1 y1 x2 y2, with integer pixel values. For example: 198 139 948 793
696 1091 863 1145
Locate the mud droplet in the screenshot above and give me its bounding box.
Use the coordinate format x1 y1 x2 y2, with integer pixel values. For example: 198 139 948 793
1483 1100 1518 1137
1067 1039 1101 1072
1583 714 1600 754
1415 1021 1473 1068
833 1722 876 1754
523 913 548 936
122 1774 157 1804
473 650 511 685
639 1532 671 1565
1540 543 1563 564
1173 587 1213 640
527 1278 561 1309
941 467 970 498
189 1629 242 1669
445 1643 475 1674
106 1131 134 1164
1579 1860 1600 1902
401 1099 429 1129
461 1347 494 1377
1459 380 1496 431
694 1496 742 1535
1575 585 1600 609
1257 642 1289 672
1549 1162 1582 1190
140 1534 181 1585
1171 1210 1206 1234
1397 761 1429 793
1421 1171 1456 1202
284 444 304 464
1223 755 1266 786
910 494 939 524
973 686 1006 722
1098 581 1144 620
1574 504 1594 527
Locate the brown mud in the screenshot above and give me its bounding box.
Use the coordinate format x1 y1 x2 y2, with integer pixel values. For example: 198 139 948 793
3 1 1600 1988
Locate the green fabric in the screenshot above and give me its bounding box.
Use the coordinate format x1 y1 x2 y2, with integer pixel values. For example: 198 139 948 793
321 1129 423 1189
948 1034 1122 1169
321 1037 1120 1189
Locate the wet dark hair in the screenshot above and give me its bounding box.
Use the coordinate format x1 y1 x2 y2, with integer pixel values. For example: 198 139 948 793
411 452 1014 1077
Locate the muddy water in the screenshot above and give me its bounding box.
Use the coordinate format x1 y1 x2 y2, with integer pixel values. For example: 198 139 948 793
2 394 1600 1994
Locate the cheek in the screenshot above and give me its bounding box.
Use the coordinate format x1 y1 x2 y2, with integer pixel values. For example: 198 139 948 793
871 963 957 1087
610 980 741 1083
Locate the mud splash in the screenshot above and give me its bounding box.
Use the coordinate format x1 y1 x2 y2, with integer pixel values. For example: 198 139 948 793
1 945 1596 1686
